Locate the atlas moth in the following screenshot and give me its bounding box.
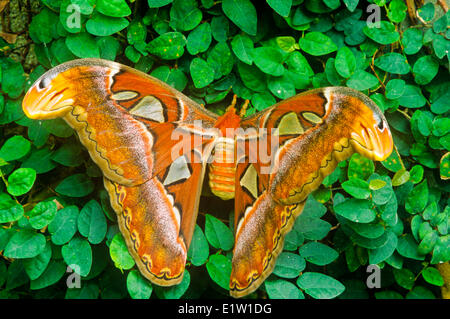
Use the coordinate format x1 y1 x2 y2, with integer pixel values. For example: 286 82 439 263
23 59 393 297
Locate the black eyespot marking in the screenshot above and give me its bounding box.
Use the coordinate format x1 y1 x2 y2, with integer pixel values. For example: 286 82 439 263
38 76 51 90
378 120 384 130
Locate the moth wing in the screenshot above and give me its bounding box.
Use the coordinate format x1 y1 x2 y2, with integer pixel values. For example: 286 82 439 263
23 58 218 186
231 87 393 297
23 59 217 286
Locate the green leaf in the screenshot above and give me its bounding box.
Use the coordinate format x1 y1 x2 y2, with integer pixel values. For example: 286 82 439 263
251 92 276 111
30 260 66 290
222 0 257 36
0 136 31 161
70 0 95 15
148 0 173 7
25 120 50 148
238 62 266 92
393 268 415 290
231 34 254 65
78 200 107 244
3 230 46 259
431 235 450 264
187 225 209 266
335 198 376 223
396 234 425 260
59 0 83 33
155 270 190 299
29 8 58 44
410 165 424 184
42 119 74 138
296 272 345 299
21 147 56 174
299 32 337 56
97 36 121 60
48 205 79 245
418 230 438 255
385 79 406 99
65 32 100 58
206 254 231 290
299 242 339 266
5 260 28 290
207 42 233 78
294 197 330 241
347 70 378 91
204 214 234 251
127 20 147 45
284 228 304 251
51 144 83 167
388 0 407 23
0 193 24 223
413 55 439 85
55 174 95 197
392 168 410 187
267 0 292 17
268 74 296 99
276 36 298 53
432 34 449 59
422 267 444 286
147 32 186 60
433 12 448 33
109 233 135 270
0 99 24 125
402 28 422 55
127 270 153 299
440 153 450 180
369 230 398 264
190 58 215 89
273 252 306 278
96 0 131 17
7 168 36 196
417 2 435 22
151 66 188 92
343 0 359 11
375 290 403 299
1 58 26 98
186 22 212 55
86 12 129 36
363 21 399 44
23 242 52 280
28 200 57 229
406 286 435 299
211 15 229 42
405 180 428 214
291 6 314 25
265 278 304 299
347 220 385 239
252 47 285 76
169 0 202 31
398 85 426 108
374 53 410 75
65 282 100 299
341 178 370 199
335 46 356 78
62 237 93 276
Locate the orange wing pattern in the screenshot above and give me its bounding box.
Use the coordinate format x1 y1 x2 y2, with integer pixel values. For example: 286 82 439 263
23 59 218 286
231 87 393 297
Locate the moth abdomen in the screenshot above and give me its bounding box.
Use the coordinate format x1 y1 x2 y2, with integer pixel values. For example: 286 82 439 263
208 138 236 200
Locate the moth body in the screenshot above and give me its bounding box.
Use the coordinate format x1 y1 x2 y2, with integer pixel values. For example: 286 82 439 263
208 137 237 200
